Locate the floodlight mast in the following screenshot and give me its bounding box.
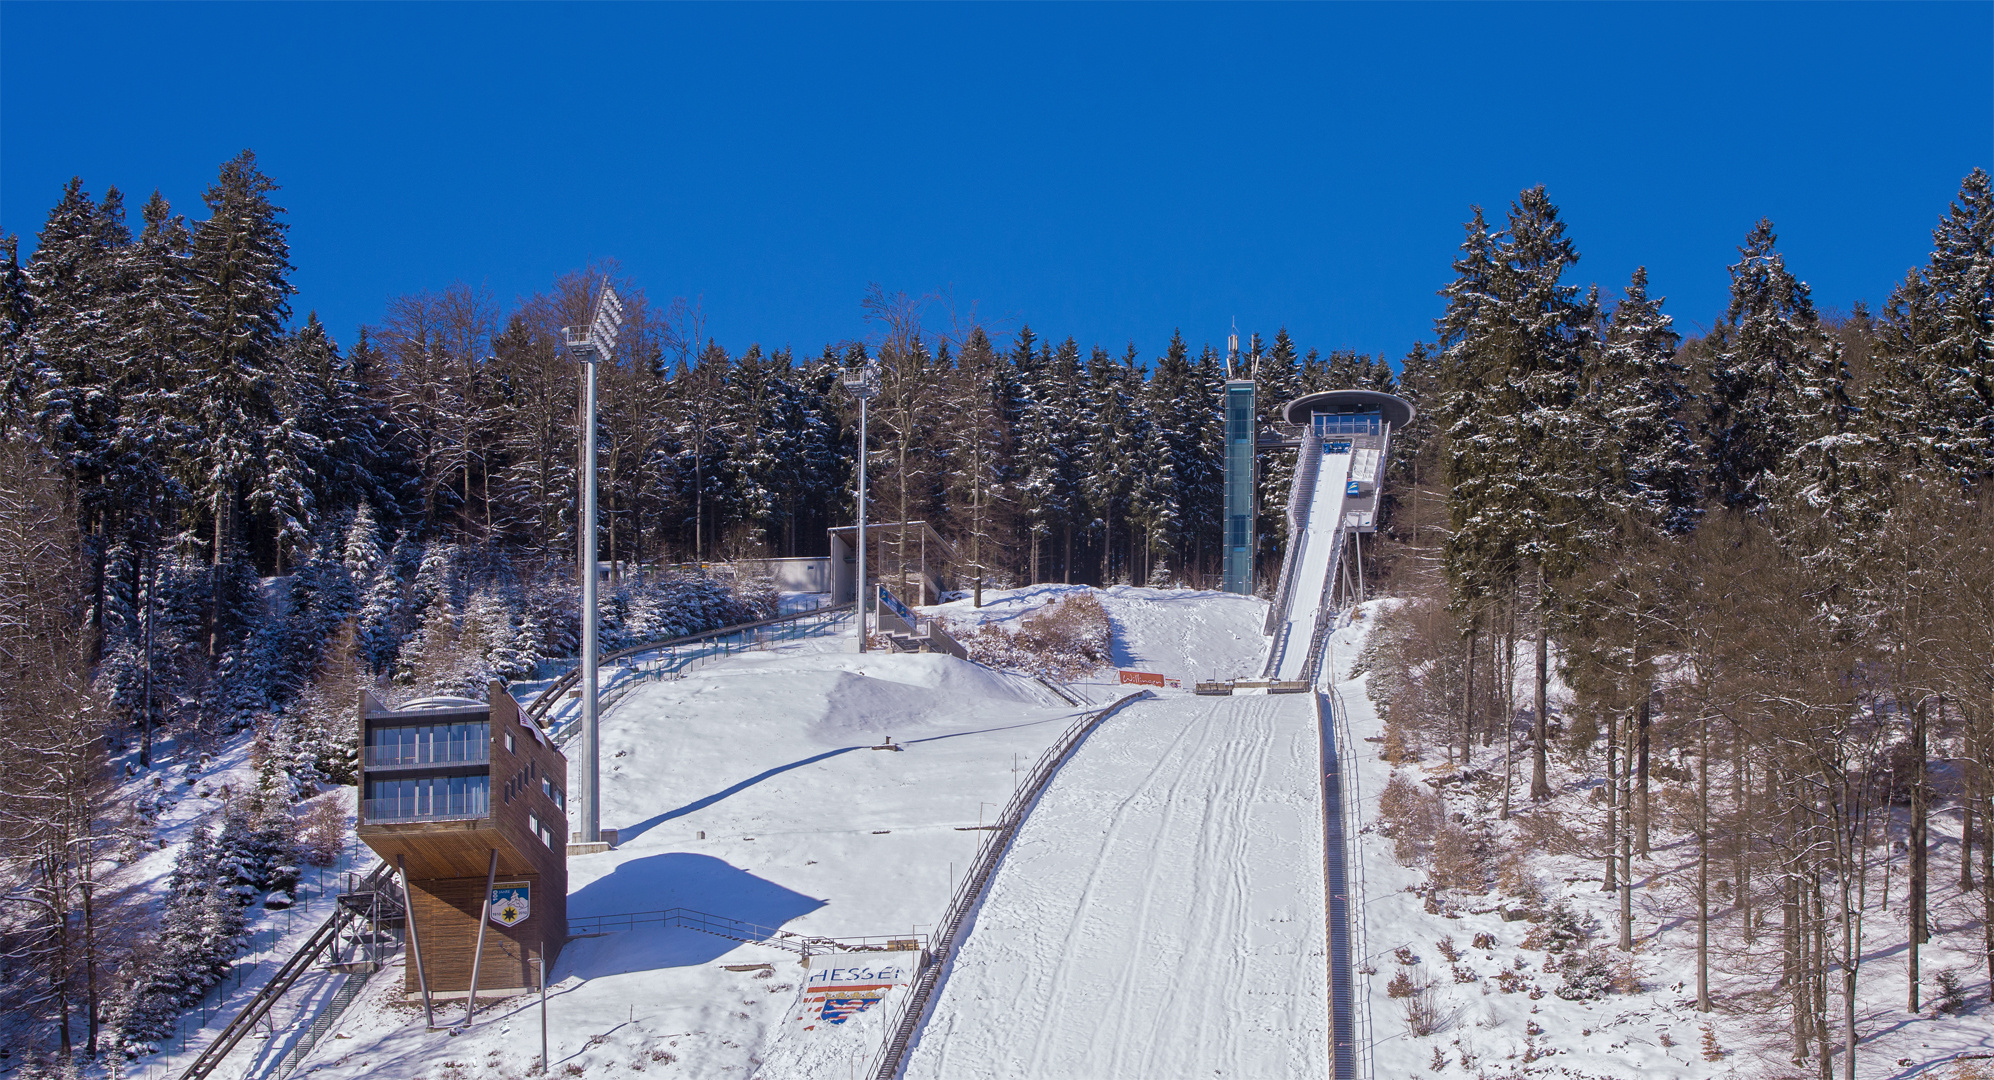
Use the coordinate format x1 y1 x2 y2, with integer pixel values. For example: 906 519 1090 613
562 284 622 847
840 364 879 652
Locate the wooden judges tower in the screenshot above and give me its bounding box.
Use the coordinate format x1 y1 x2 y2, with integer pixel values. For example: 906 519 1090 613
357 683 568 1012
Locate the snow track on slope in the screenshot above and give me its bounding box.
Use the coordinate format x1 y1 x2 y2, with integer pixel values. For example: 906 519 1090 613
904 693 1327 1080
1272 445 1352 681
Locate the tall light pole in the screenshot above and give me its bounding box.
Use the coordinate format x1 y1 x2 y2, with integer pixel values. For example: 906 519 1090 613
563 284 623 846
840 363 879 652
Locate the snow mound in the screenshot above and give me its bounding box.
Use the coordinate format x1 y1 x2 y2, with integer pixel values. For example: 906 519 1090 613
925 584 1270 684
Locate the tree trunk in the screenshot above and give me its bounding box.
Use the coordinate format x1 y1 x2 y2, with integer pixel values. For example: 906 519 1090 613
1605 703 1619 893
208 489 228 658
83 877 98 1055
1619 716 1634 950
1637 691 1652 856
1532 563 1550 800
1963 755 1978 891
1786 851 1807 1063
1698 707 1711 1011
1910 698 1928 1012
1462 624 1477 767
1982 753 1993 1002
1738 725 1754 943
1814 874 1831 1080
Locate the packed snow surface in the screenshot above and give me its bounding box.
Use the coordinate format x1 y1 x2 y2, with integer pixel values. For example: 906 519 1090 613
905 692 1329 1080
268 585 1280 1080
1272 445 1353 680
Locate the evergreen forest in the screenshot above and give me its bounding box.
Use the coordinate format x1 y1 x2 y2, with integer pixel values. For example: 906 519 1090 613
0 150 1988 1070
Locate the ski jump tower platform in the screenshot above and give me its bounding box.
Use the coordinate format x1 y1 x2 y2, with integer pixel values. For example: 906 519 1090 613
1261 389 1414 683
357 684 569 1014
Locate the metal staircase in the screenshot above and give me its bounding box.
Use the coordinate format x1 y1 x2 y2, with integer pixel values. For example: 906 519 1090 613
1263 427 1324 638
178 863 400 1080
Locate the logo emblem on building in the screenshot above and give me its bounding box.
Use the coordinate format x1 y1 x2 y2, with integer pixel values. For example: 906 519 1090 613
491 882 531 927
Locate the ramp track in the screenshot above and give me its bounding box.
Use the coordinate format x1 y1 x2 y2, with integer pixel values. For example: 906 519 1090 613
902 693 1328 1080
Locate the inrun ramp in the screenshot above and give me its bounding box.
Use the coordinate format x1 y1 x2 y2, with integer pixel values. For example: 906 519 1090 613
1266 441 1355 681
903 693 1327 1080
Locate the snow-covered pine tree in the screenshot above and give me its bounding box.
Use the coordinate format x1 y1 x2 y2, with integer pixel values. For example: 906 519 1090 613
1253 330 1303 587
1082 344 1139 585
283 313 390 523
183 152 295 657
1436 188 1595 798
25 181 136 651
946 327 1012 603
1703 219 1822 512
1924 168 1994 483
1589 267 1700 534
0 233 34 438
1874 169 1994 487
1142 330 1214 585
1015 333 1088 584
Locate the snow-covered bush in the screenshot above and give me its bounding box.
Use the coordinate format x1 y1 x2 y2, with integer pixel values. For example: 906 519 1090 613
1377 772 1445 866
950 593 1112 680
1520 903 1596 955
1553 946 1618 1000
1429 821 1488 891
297 790 348 867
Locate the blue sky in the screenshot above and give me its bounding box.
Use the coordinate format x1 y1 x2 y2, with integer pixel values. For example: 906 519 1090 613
3 2 1988 364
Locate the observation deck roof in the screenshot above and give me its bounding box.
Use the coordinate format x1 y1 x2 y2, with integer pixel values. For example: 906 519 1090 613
1281 389 1416 428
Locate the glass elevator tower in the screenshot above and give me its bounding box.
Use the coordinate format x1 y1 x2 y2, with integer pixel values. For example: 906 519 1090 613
1221 378 1256 595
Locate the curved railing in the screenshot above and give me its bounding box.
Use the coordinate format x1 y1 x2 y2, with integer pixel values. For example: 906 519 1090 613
522 601 857 724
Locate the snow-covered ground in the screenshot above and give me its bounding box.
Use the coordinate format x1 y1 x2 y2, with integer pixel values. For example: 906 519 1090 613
268 584 1278 1080
927 583 1271 691
905 691 1329 1079
89 581 1994 1080
1325 602 1994 1080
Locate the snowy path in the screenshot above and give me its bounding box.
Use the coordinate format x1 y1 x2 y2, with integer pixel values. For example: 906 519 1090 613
905 692 1328 1080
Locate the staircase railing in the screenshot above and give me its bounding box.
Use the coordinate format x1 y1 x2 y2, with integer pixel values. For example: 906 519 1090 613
865 691 1154 1080
276 967 375 1077
1263 428 1324 637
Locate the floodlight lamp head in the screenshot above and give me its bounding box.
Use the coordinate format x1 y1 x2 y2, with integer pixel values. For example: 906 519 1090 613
583 285 624 360
840 360 881 399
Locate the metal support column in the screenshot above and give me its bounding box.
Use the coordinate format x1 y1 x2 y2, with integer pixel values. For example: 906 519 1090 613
462 849 499 1028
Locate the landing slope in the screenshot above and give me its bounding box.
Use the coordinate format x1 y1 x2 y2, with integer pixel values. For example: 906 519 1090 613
905 692 1328 1080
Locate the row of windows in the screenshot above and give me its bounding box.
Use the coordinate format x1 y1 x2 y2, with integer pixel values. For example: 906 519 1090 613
365 775 490 821
527 810 558 848
365 722 489 767
503 754 566 814
1312 411 1382 437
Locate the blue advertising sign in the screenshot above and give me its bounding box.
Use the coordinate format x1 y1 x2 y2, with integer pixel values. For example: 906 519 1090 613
877 585 915 624
1346 480 1362 497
